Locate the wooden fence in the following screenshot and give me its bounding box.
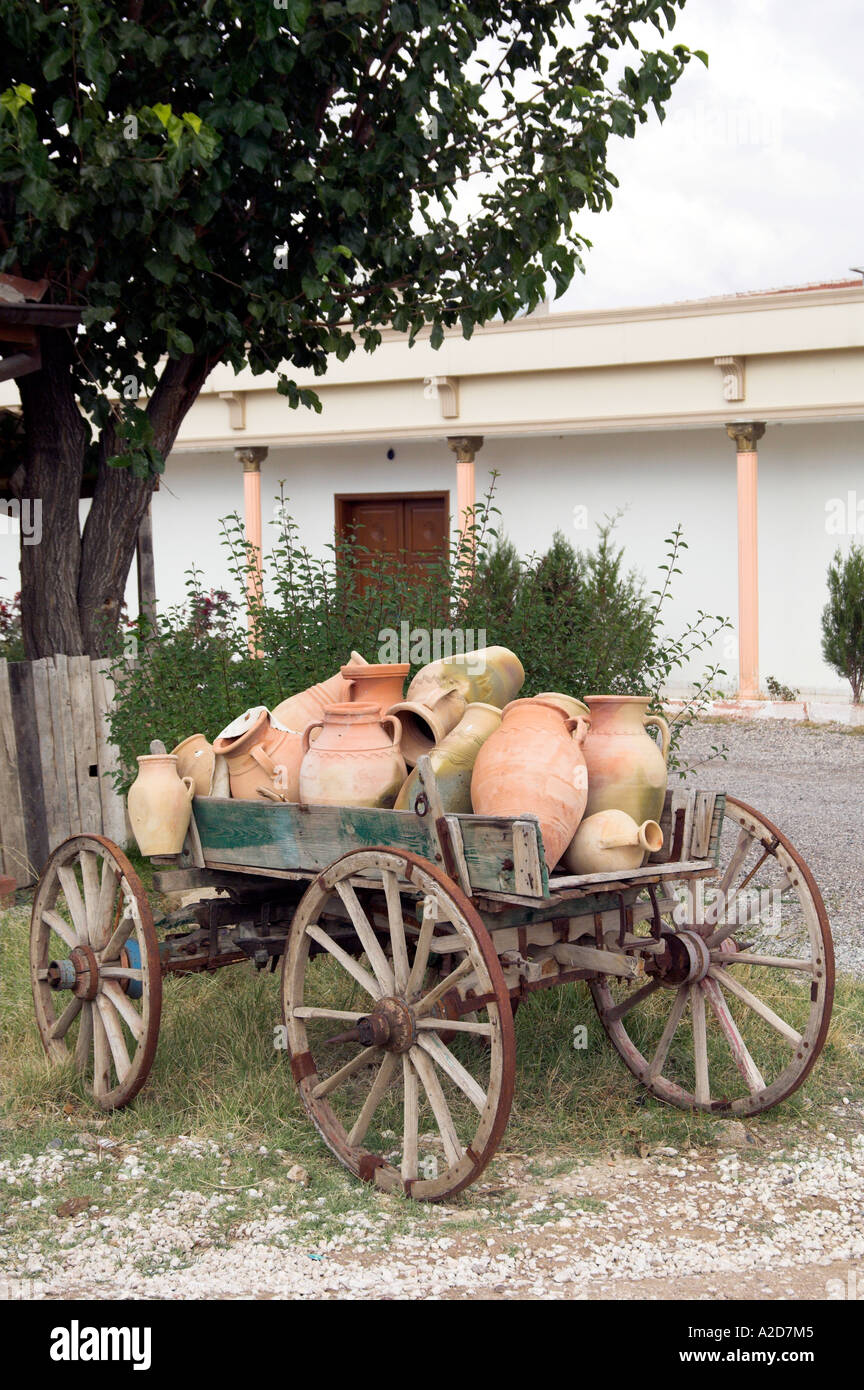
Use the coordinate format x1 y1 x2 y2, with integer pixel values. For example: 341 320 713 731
0 656 128 887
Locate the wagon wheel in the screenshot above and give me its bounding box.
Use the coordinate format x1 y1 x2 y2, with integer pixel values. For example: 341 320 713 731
589 799 833 1116
281 848 515 1200
30 836 162 1111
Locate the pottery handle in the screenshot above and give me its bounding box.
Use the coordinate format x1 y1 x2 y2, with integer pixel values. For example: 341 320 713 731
643 713 671 763
181 776 195 802
383 714 403 749
301 720 324 756
250 744 277 777
566 716 590 745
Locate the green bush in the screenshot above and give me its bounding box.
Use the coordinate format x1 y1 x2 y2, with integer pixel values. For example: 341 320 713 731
821 542 864 702
107 478 729 789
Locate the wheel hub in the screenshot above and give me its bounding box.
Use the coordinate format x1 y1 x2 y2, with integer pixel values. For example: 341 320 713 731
647 930 710 988
331 997 418 1053
46 944 100 1000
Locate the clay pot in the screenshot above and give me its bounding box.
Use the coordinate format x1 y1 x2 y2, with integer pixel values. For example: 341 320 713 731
388 646 525 766
170 733 215 797
535 692 591 721
394 702 502 813
470 697 590 870
271 651 367 729
299 702 407 809
127 755 195 856
212 707 295 801
340 661 409 714
563 809 664 876
582 695 671 824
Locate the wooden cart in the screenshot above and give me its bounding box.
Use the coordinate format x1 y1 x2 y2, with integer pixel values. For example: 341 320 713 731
30 760 834 1200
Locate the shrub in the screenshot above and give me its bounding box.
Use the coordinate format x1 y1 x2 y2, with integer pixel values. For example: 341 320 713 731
107 477 729 788
821 543 864 702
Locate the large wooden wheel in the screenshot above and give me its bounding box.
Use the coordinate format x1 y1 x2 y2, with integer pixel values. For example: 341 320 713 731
30 836 162 1110
590 799 834 1116
281 848 515 1200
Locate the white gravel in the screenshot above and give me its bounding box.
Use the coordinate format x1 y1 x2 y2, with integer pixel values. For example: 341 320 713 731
678 720 864 977
3 1121 863 1300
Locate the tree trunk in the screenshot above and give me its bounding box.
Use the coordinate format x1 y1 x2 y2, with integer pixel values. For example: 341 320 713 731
16 343 217 659
77 353 218 656
16 332 88 657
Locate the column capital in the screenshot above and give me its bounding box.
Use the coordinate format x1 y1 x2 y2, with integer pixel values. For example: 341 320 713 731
235 445 268 472
725 421 765 453
446 435 484 463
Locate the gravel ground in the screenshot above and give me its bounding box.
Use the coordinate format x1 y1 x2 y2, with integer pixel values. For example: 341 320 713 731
3 1120 863 1300
677 720 864 977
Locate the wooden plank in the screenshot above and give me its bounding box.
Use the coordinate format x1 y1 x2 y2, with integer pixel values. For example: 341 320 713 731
690 792 717 860
670 788 696 861
547 858 716 890
45 657 71 839
32 658 65 850
68 656 102 834
442 815 472 896
91 659 129 846
511 819 546 897
7 660 49 875
53 655 80 834
0 658 31 885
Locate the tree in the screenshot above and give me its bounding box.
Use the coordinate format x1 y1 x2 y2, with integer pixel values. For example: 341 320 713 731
0 0 703 657
821 543 864 703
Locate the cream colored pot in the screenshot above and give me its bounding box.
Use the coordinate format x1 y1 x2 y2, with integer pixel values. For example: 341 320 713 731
127 754 195 856
563 809 663 876
388 646 524 765
394 702 502 812
170 733 215 797
582 695 671 824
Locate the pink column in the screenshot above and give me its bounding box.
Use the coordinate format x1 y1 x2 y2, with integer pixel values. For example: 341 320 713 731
726 423 765 701
447 435 484 544
236 446 268 652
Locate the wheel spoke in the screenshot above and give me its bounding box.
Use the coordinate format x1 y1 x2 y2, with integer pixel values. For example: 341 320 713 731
705 827 753 924
409 1046 463 1166
311 1045 380 1099
604 977 660 1024
305 923 382 999
690 983 711 1105
703 976 765 1095
708 964 802 1046
96 997 131 1082
645 985 688 1081
335 881 396 993
413 954 475 1018
74 1002 93 1070
406 895 439 998
291 1006 367 1023
49 995 82 1041
41 908 78 951
710 950 815 972
57 866 89 943
100 981 144 1043
99 911 134 964
402 1055 419 1182
347 1052 399 1147
92 1004 112 1096
95 859 120 949
79 851 101 937
416 1017 492 1037
383 870 410 994
417 1032 486 1111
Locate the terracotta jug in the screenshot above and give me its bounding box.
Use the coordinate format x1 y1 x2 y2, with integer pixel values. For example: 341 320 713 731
535 692 591 721
388 645 525 766
212 707 296 801
127 754 195 856
471 697 590 870
271 651 368 729
582 695 671 824
170 733 215 797
394 702 502 813
299 702 407 809
563 809 663 876
341 661 409 714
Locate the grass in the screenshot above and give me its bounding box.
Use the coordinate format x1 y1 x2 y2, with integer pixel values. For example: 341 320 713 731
2 864 864 1265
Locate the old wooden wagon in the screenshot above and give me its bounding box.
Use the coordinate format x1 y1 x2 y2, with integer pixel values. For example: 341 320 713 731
30 761 834 1200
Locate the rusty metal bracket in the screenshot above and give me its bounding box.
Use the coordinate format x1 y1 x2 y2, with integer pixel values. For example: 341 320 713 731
646 883 663 941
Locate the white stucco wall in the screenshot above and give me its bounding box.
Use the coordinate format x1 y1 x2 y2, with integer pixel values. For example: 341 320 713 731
147 420 862 695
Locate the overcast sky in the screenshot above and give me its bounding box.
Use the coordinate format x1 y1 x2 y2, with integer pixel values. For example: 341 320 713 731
556 0 863 310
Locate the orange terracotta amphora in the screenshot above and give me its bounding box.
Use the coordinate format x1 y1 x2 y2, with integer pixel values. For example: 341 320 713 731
340 661 409 714
582 695 670 825
299 702 407 809
470 697 590 870
212 706 302 801
271 651 367 729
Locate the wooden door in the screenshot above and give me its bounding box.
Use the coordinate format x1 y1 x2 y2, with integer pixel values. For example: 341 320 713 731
335 493 449 588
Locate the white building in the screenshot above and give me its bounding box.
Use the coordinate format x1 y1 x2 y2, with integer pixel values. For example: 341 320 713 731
2 277 862 696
